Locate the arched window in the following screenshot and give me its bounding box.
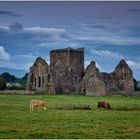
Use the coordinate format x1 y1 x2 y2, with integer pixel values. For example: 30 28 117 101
75 76 77 82
48 74 50 82
83 88 86 93
71 68 73 72
38 76 41 87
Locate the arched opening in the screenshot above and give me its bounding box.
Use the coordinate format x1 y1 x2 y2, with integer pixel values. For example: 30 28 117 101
75 76 77 82
47 74 50 82
83 88 86 93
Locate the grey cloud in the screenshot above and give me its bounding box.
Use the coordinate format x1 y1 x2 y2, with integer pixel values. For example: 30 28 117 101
0 10 12 15
0 22 68 45
24 26 67 42
125 8 140 14
78 22 108 30
0 10 21 17
8 22 23 32
90 24 108 29
71 34 140 46
79 22 124 34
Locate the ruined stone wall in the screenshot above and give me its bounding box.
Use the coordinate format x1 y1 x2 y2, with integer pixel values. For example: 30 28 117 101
100 72 116 93
100 59 134 95
82 59 135 96
111 59 134 94
81 61 107 96
26 57 50 92
27 48 134 96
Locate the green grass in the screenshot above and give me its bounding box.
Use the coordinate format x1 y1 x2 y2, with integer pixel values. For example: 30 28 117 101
0 94 140 139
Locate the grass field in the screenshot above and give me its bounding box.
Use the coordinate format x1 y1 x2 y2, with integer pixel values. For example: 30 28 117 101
0 94 140 139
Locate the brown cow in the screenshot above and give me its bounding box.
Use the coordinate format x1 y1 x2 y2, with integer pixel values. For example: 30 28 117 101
98 101 111 110
30 99 47 111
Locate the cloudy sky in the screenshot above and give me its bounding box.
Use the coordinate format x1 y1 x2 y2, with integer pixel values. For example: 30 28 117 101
0 1 140 80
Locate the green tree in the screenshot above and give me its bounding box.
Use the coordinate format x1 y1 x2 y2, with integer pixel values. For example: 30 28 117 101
0 77 6 90
133 78 140 91
19 73 28 89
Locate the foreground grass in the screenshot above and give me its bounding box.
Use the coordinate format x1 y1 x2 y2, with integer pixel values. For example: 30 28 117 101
0 94 140 138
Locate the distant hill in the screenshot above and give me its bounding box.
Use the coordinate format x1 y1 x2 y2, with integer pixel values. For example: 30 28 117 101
0 72 20 83
0 72 28 90
0 72 28 86
0 67 27 78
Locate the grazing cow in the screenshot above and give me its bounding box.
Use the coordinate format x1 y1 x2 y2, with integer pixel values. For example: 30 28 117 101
98 101 111 110
30 99 47 111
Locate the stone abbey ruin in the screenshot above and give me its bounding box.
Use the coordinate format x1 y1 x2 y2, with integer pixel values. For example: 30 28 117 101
26 47 134 96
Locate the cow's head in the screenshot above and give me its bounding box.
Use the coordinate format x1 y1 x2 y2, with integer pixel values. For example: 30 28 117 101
98 102 102 107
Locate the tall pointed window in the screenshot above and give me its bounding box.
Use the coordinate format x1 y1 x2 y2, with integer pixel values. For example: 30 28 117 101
38 76 41 87
48 74 50 82
75 76 77 82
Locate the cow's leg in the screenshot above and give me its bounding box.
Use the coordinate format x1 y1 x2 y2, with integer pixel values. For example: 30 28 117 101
30 104 34 111
30 103 32 111
39 106 43 110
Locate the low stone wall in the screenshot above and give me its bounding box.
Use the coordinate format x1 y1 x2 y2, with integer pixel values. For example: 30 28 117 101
0 90 140 96
133 91 140 96
0 90 35 95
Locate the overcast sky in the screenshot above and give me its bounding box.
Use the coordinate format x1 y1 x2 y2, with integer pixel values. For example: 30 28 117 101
0 1 140 80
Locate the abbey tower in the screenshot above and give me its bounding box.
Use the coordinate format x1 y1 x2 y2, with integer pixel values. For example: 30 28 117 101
50 47 84 93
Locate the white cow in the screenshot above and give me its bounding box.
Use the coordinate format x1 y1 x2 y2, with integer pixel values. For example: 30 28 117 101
30 99 47 111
